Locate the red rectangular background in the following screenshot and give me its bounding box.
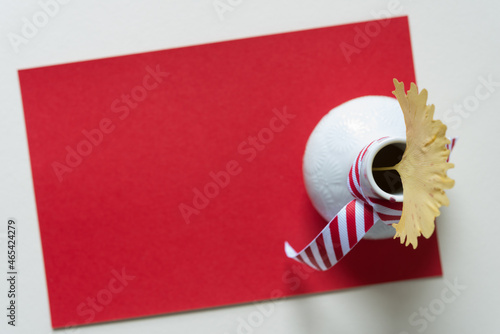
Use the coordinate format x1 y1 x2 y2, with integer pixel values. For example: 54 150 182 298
19 16 441 328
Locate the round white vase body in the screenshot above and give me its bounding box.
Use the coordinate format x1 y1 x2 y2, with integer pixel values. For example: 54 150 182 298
303 96 406 239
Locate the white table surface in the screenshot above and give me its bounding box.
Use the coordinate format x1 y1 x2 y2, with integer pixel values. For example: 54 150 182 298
1 1 499 333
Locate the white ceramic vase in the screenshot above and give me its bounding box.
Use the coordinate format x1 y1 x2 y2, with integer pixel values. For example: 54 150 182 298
303 96 406 239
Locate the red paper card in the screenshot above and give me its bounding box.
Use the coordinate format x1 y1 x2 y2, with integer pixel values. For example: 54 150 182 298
20 16 441 328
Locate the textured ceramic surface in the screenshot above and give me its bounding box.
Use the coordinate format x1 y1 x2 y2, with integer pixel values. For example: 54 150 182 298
303 96 406 239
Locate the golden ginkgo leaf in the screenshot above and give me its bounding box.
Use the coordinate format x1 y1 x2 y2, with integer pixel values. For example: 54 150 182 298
391 79 455 249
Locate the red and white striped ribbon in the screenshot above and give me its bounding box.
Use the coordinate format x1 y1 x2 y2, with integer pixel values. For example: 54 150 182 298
446 137 457 162
285 137 456 271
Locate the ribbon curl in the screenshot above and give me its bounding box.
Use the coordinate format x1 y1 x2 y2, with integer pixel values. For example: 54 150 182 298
285 137 456 271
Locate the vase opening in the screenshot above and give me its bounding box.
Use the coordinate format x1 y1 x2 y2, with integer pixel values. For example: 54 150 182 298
371 141 406 199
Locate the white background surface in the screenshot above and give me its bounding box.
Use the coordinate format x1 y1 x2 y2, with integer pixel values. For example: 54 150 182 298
1 1 499 333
